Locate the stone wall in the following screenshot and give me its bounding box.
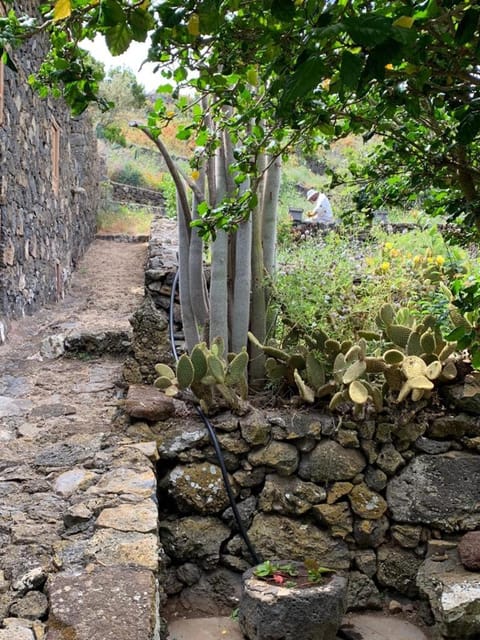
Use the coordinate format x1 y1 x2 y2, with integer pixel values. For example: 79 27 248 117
0 6 99 342
111 181 165 207
127 217 480 633
146 401 480 615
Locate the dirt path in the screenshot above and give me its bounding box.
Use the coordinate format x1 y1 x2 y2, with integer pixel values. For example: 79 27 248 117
0 238 160 640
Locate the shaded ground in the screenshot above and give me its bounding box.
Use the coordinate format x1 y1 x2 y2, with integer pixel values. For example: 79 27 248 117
0 238 159 640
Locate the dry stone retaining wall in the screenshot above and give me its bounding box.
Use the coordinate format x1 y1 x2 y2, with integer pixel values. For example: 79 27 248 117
0 4 99 342
111 182 165 207
143 403 480 611
126 217 480 635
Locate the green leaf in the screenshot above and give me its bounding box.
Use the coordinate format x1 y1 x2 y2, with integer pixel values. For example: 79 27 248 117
105 22 133 55
271 0 295 21
471 346 480 370
128 8 154 42
457 110 480 145
174 67 188 83
345 15 392 47
456 8 480 45
280 56 324 106
413 0 441 20
340 50 363 91
2 51 17 72
99 0 126 27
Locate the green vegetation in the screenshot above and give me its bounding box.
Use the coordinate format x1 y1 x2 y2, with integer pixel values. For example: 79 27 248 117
273 225 471 344
7 0 480 402
96 202 153 235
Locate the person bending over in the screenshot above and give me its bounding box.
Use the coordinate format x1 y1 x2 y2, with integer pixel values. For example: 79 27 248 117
306 189 334 224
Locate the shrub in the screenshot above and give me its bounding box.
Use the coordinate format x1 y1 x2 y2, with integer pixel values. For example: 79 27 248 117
110 163 147 188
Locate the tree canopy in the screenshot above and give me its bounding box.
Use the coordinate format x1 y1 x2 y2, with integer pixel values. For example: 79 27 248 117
2 0 480 230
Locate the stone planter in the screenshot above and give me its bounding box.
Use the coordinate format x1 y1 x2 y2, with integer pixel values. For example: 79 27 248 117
238 563 347 640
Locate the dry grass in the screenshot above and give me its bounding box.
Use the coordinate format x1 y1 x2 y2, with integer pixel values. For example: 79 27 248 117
97 204 154 235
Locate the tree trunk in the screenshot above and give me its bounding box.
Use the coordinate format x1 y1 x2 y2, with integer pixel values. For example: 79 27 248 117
249 159 267 385
231 179 252 353
189 169 209 339
209 144 229 355
262 156 282 277
177 191 200 352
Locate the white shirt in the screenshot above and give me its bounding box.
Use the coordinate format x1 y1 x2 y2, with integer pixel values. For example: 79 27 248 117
308 193 334 224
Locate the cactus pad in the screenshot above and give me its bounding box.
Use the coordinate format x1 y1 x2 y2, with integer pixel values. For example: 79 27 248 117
154 363 176 379
384 349 404 365
387 324 412 348
401 355 427 378
343 360 367 384
226 350 249 385
176 354 195 389
154 376 176 390
306 353 325 389
426 360 442 380
294 369 315 403
379 303 396 326
207 354 225 383
190 344 208 381
420 330 436 354
349 380 369 404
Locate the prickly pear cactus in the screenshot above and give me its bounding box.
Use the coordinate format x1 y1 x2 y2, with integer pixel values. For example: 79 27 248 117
153 340 250 415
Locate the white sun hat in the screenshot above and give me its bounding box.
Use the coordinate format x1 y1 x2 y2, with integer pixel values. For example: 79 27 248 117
306 189 319 200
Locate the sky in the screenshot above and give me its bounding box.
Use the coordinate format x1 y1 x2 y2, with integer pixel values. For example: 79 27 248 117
82 36 161 92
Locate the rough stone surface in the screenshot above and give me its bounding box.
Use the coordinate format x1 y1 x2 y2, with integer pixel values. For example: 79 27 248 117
375 444 404 475
258 474 326 516
124 384 175 421
248 514 350 569
85 529 158 570
353 517 389 548
346 571 382 611
96 500 158 533
458 531 480 571
428 411 480 436
154 421 209 458
417 546 480 639
172 568 242 617
46 567 157 640
391 524 422 549
160 517 230 569
248 441 299 476
349 483 387 520
165 463 236 514
9 591 48 620
312 503 353 539
1 41 98 336
299 440 366 482
377 546 423 597
123 296 171 384
239 569 347 640
0 628 34 640
88 467 156 498
0 239 158 640
387 453 480 531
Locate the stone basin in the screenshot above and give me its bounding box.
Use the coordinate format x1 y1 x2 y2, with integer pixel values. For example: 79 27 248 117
238 563 347 640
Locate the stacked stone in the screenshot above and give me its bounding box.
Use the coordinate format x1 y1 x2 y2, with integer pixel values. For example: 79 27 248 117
0 7 99 341
123 383 480 623
111 182 166 207
122 216 179 385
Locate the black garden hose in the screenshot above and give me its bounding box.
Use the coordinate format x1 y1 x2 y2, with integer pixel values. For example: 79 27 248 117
169 269 261 564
